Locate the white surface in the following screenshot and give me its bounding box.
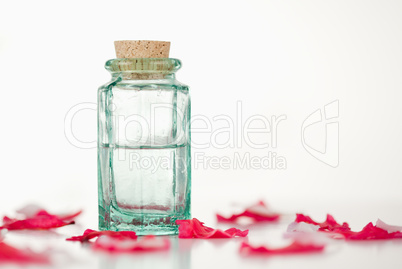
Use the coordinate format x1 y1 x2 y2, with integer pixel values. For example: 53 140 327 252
1 0 402 268
1 201 402 269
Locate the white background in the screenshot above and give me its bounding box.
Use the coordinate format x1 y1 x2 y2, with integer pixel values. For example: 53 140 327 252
1 1 402 268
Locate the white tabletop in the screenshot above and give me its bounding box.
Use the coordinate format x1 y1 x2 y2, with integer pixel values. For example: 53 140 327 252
2 199 402 269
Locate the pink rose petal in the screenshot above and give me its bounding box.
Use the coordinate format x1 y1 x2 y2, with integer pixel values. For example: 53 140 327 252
66 229 137 242
375 219 402 233
16 204 42 218
0 230 5 241
285 222 330 245
240 241 325 256
0 241 49 264
287 221 320 233
176 218 248 239
93 235 170 253
0 209 81 230
16 204 81 221
294 214 402 240
217 201 280 223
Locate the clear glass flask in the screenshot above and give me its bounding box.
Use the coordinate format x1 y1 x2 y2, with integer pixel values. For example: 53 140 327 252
97 44 191 235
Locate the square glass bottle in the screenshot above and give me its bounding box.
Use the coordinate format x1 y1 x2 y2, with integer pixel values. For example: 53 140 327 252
97 41 191 235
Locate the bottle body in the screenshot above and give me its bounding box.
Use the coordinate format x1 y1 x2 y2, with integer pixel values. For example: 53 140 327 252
98 58 191 235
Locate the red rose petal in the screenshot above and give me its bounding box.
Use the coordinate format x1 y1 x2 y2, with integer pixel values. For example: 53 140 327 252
176 218 248 239
217 201 280 223
93 235 170 253
59 210 83 221
67 230 167 253
66 229 137 242
0 209 81 231
240 241 324 255
294 214 402 240
295 213 350 232
334 222 402 240
0 242 49 264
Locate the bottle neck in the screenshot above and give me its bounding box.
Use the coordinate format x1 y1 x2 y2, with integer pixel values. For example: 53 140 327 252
105 58 181 81
111 72 176 81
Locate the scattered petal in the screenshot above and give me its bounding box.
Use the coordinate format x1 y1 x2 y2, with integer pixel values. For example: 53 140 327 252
0 241 49 264
16 204 42 218
335 222 402 240
176 218 248 239
240 241 324 256
58 210 83 221
287 221 320 233
93 235 170 253
217 201 280 223
295 214 350 232
375 219 402 233
66 229 137 243
67 230 167 253
0 230 5 242
1 209 81 230
285 222 330 245
294 214 402 240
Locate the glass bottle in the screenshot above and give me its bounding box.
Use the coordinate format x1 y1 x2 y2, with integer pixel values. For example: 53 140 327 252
97 41 191 235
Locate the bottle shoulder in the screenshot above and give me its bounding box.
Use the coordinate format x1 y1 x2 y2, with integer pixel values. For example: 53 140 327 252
100 78 189 92
98 76 122 92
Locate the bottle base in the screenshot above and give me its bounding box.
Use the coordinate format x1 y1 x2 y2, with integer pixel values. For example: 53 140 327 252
98 205 189 235
100 223 179 236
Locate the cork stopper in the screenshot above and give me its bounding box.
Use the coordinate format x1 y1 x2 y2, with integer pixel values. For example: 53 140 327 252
114 40 170 58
